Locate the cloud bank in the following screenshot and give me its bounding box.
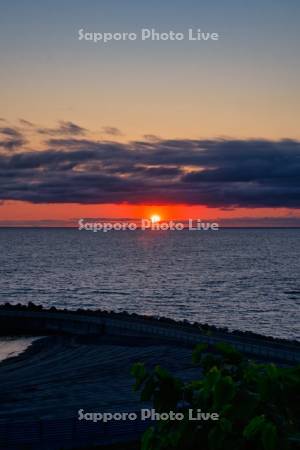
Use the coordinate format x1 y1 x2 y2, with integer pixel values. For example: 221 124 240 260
0 121 300 208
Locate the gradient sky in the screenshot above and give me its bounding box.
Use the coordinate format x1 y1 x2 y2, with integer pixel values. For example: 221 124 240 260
0 0 300 225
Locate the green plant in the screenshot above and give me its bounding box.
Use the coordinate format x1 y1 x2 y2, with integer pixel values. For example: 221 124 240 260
131 343 300 450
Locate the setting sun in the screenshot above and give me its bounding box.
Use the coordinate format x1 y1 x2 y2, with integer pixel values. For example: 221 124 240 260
150 214 161 224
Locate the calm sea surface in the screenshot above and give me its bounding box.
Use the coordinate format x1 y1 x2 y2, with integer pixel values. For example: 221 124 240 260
0 229 299 340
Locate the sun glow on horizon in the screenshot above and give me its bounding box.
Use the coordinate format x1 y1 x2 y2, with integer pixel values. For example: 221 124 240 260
150 214 161 224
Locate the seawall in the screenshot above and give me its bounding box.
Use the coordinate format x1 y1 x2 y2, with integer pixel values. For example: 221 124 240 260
0 305 299 364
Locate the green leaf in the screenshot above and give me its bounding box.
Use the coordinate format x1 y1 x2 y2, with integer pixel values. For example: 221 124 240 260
243 415 266 439
220 403 233 415
215 342 242 363
188 380 203 390
220 418 232 433
208 426 225 450
213 376 236 409
266 364 279 380
141 376 156 401
206 366 222 387
243 362 260 383
262 421 277 450
192 343 208 364
155 365 172 381
169 429 182 447
131 362 147 390
142 427 155 450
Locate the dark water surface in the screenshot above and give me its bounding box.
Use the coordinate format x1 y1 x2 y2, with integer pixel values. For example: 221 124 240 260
0 228 299 340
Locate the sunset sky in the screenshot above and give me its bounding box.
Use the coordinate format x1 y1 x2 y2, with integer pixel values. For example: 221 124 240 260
0 0 300 226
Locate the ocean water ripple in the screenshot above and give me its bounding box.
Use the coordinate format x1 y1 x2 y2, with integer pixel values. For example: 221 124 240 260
0 229 299 340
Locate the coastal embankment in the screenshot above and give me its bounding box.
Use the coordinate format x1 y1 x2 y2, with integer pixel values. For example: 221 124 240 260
0 304 299 450
0 303 299 364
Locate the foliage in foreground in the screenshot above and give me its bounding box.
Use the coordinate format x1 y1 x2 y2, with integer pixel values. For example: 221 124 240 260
132 343 300 450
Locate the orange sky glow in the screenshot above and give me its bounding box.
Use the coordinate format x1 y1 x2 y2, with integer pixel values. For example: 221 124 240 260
1 201 299 227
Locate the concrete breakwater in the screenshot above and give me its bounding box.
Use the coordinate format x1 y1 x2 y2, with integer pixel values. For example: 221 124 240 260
0 304 299 364
0 304 299 450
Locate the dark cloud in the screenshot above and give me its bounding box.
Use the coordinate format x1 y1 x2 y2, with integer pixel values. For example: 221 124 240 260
143 134 161 142
38 121 86 136
0 127 23 138
0 127 27 150
0 137 300 207
101 126 123 137
19 119 35 127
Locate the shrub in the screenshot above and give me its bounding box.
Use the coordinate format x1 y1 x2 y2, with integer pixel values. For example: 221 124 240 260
132 343 300 450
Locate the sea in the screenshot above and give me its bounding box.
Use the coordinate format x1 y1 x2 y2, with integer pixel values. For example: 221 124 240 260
0 228 299 341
